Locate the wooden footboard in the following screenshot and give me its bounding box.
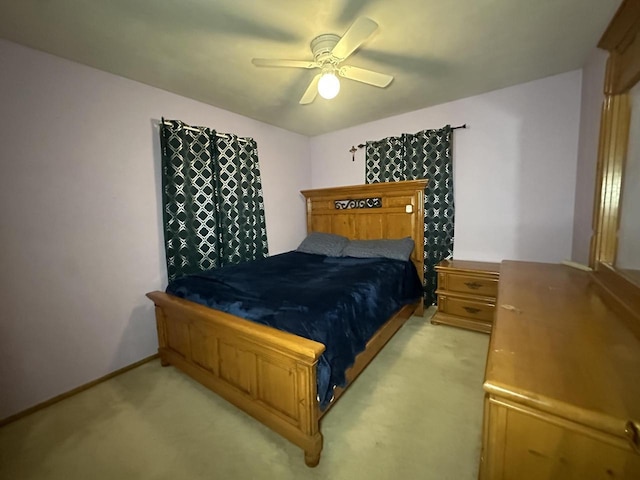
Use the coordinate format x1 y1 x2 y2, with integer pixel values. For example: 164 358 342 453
147 291 326 466
147 291 420 466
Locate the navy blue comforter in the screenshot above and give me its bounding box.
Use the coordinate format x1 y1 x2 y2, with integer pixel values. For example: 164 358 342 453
166 251 423 409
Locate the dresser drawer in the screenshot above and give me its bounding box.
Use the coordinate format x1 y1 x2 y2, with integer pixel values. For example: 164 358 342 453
439 295 495 323
441 272 499 298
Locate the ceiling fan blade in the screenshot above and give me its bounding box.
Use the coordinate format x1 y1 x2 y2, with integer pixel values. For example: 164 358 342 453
331 17 378 60
300 74 322 104
252 58 318 69
339 65 393 88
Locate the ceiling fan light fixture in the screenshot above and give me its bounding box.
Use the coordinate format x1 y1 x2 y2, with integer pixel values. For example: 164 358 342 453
317 71 340 100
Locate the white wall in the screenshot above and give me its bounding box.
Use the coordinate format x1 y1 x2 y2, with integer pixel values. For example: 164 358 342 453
0 39 310 419
310 71 582 264
571 48 608 265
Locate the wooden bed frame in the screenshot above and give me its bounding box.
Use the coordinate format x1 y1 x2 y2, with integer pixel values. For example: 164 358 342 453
146 179 427 466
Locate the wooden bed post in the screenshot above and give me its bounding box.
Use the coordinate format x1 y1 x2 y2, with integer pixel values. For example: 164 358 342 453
304 435 323 467
154 306 170 367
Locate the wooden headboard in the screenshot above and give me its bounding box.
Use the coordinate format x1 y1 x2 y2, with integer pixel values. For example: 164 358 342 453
300 180 428 277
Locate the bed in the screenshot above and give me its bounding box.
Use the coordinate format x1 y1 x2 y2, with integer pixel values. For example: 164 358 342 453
146 179 427 466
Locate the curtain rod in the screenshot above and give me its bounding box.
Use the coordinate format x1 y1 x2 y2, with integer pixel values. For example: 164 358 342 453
160 120 247 142
349 124 467 160
355 123 466 149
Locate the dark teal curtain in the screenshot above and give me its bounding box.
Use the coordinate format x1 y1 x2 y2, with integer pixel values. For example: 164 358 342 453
365 125 454 305
160 119 268 281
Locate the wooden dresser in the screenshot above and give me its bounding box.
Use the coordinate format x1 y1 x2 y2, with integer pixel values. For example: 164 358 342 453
480 261 640 480
432 259 500 333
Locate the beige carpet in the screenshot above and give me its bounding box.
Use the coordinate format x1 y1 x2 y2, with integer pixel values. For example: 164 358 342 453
0 308 489 480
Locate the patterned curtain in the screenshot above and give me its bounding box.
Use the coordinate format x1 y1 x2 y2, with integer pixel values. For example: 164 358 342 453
366 125 454 305
160 119 268 281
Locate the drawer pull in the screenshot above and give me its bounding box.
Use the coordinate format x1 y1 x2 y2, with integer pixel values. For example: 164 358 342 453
464 282 483 290
463 306 482 315
625 420 640 453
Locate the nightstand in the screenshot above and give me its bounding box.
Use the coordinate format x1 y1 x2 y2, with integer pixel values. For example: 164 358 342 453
431 259 500 333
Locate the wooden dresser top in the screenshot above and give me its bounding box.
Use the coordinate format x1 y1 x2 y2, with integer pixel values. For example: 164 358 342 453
485 261 640 436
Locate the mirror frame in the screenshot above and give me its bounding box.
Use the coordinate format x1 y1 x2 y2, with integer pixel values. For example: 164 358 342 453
590 0 640 327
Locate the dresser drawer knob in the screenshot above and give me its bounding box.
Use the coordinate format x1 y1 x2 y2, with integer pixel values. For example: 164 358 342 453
463 306 481 315
464 282 483 290
625 420 640 453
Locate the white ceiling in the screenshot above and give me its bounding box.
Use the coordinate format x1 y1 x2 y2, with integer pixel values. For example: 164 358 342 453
0 0 621 136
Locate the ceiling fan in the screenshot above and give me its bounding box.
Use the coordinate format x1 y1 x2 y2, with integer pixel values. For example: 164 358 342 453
251 17 393 104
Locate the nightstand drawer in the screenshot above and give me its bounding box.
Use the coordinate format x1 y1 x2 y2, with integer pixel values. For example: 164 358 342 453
438 296 495 323
442 273 498 298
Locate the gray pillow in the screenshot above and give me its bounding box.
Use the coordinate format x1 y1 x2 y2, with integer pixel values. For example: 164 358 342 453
296 232 349 257
342 237 415 262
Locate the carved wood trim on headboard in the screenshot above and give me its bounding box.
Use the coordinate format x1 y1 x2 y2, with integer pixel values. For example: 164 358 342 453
300 180 428 279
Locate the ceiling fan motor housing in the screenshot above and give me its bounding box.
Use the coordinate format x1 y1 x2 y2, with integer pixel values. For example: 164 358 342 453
311 34 341 65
